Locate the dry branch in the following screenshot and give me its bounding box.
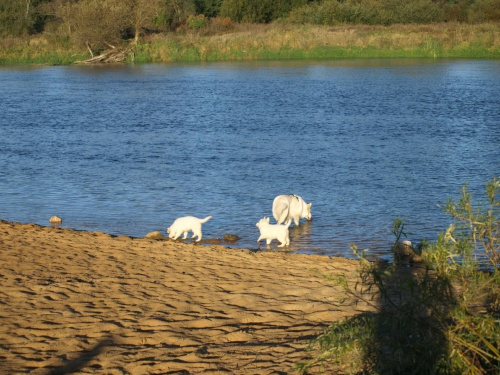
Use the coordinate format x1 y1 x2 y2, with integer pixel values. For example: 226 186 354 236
75 47 132 64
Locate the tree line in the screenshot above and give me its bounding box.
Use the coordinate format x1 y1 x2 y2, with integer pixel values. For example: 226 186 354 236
1 0 498 56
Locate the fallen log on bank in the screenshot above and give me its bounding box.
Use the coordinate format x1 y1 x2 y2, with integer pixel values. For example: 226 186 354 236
74 47 134 64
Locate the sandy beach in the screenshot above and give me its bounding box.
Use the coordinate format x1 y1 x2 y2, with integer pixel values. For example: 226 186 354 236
0 219 376 374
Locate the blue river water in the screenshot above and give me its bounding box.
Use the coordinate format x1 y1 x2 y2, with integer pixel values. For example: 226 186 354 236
0 59 499 259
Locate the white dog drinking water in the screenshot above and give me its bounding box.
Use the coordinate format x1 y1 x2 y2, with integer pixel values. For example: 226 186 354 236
167 216 212 242
272 194 312 226
256 217 290 247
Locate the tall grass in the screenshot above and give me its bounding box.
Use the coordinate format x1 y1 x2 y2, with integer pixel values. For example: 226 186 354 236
1 23 498 65
0 35 87 65
135 22 500 62
297 178 500 374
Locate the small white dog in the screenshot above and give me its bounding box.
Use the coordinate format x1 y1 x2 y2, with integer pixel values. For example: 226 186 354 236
256 217 290 247
272 194 312 226
167 216 212 242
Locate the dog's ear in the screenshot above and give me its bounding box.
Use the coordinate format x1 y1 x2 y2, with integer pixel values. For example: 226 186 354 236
307 203 312 211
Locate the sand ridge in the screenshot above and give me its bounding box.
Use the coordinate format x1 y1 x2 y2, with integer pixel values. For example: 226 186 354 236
0 220 375 374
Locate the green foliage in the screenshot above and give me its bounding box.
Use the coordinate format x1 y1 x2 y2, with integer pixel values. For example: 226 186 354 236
440 179 500 273
206 16 234 32
468 0 500 22
0 0 51 36
194 0 223 18
0 35 87 64
1 0 498 44
0 0 25 36
296 315 373 374
1 23 499 64
288 0 445 25
155 0 195 30
297 178 500 374
220 0 309 23
186 14 208 30
60 0 130 55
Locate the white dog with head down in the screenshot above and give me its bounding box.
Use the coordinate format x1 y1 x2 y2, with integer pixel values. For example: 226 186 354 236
272 194 312 226
256 217 290 247
167 216 212 242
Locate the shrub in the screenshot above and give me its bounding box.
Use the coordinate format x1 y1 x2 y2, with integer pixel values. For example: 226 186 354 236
0 0 49 36
207 16 234 32
468 0 500 22
194 0 223 18
56 0 130 55
155 0 195 31
288 0 445 25
297 178 500 374
186 14 209 30
288 1 339 26
220 0 308 23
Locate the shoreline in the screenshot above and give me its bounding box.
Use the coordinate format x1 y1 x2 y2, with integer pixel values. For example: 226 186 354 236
0 219 375 374
1 23 499 65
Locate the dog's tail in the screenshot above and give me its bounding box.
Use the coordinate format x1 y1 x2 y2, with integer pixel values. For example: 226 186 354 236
200 216 212 223
273 200 289 223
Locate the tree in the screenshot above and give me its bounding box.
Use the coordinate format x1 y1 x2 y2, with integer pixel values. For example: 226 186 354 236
219 0 308 23
60 0 129 56
0 0 51 36
125 0 166 43
194 0 223 18
156 0 196 30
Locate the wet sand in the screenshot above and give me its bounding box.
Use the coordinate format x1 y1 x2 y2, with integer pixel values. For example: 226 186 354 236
0 220 375 374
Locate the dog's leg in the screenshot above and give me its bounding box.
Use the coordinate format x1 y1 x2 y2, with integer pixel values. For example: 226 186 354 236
257 237 263 248
293 216 300 226
182 232 188 239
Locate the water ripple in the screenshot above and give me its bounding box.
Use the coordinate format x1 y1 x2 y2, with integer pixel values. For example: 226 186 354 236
0 60 499 259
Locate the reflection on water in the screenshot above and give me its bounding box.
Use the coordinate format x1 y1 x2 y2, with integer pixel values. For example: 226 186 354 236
0 59 499 259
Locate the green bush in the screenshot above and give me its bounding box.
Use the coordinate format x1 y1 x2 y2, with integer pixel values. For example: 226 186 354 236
0 0 49 36
155 0 195 31
194 0 223 18
288 0 445 25
220 0 309 23
288 1 339 25
207 16 234 31
297 178 500 374
186 14 209 30
468 0 500 22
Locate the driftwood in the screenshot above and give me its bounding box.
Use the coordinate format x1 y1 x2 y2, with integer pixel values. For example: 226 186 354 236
75 46 134 64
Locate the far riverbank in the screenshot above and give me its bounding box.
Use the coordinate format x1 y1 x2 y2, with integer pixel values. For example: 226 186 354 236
1 23 499 65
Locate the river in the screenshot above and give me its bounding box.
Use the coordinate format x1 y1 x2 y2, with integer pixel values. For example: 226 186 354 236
1 59 499 259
